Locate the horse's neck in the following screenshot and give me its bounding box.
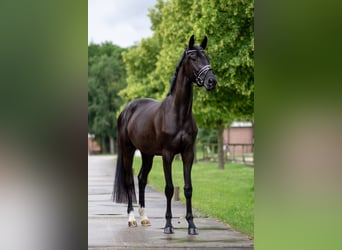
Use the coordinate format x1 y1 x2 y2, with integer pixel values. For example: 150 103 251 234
171 71 193 119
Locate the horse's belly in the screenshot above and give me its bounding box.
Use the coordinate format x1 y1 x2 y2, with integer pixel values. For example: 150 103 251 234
127 117 161 154
131 135 162 155
129 129 194 156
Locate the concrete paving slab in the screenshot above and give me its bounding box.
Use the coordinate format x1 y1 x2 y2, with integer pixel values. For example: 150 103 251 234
88 155 254 249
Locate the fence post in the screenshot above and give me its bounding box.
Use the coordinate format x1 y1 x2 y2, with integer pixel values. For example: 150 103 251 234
174 186 180 201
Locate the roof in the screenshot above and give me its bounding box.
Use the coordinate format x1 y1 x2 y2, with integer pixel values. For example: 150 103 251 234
230 121 253 128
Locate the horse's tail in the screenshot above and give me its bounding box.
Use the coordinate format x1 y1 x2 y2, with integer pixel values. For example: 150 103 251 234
112 111 137 204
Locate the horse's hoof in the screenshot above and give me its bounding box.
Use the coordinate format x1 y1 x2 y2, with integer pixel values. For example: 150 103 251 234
128 220 137 227
141 219 151 226
163 226 174 234
188 227 198 235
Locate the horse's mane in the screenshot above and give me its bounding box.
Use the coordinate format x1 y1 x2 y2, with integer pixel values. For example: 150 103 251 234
167 50 186 96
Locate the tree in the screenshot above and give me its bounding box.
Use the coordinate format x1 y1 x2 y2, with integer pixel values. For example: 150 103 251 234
120 35 163 106
120 0 192 105
88 42 127 153
152 0 197 97
192 0 254 168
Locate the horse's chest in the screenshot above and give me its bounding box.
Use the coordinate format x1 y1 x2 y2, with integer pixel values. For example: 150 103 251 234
158 114 197 151
165 126 196 149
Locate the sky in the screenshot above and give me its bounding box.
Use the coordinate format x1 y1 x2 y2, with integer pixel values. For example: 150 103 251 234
88 0 157 48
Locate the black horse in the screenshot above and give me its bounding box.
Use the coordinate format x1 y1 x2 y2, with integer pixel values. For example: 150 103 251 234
113 35 217 235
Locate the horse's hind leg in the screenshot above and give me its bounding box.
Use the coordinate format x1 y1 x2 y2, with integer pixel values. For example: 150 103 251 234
138 153 154 226
122 146 137 227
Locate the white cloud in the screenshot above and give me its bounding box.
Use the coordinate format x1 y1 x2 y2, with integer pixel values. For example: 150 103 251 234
88 0 156 47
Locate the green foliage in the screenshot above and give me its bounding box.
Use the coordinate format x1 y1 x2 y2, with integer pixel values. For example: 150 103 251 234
148 0 165 32
193 0 254 127
197 128 218 144
120 36 163 107
88 42 127 150
152 0 198 97
133 156 254 237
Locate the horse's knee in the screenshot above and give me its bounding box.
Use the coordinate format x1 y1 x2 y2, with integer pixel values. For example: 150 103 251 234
184 184 192 199
164 185 174 199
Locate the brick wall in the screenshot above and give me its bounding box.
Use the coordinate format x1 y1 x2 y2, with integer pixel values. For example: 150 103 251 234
88 135 101 154
224 127 254 144
223 125 254 154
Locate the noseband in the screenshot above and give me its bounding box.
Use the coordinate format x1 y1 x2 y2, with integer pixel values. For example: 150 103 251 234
186 49 213 87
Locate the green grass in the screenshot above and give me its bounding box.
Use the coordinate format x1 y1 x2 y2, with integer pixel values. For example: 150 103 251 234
132 156 254 237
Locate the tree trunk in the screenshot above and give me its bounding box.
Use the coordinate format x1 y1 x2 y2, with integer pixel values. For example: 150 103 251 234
110 136 115 155
217 123 224 169
101 137 106 154
114 139 118 155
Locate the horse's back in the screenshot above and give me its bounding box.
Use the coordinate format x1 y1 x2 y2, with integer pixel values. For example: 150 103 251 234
119 98 160 125
126 98 159 109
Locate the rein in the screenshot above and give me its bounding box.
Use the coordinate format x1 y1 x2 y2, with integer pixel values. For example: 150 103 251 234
186 49 212 87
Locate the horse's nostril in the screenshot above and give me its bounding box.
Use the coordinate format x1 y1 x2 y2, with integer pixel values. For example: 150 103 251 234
208 78 217 85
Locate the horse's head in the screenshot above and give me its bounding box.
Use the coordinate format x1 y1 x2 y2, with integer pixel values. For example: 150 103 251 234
185 35 217 91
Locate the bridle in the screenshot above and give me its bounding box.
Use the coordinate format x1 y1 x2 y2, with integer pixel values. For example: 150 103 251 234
186 49 213 87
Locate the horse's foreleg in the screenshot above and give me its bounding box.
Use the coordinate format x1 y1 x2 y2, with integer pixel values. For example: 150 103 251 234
182 148 198 235
162 153 175 234
138 154 153 226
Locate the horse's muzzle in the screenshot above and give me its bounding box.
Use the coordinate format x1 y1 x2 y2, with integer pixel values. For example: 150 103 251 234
204 76 217 91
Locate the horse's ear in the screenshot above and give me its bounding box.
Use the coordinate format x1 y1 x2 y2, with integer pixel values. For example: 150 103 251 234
188 35 195 49
200 36 208 50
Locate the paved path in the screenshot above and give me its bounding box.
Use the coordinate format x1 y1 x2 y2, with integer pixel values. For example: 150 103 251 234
88 155 254 249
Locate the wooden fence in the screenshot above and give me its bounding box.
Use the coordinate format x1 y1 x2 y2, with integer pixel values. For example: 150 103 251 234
197 143 254 166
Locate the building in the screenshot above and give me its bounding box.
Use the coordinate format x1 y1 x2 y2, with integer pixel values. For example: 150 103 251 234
88 134 101 154
223 121 254 156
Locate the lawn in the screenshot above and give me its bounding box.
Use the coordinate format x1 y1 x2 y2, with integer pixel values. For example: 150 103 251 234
132 156 254 237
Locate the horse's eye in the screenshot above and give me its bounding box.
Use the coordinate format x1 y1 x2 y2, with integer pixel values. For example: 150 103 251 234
190 56 196 61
